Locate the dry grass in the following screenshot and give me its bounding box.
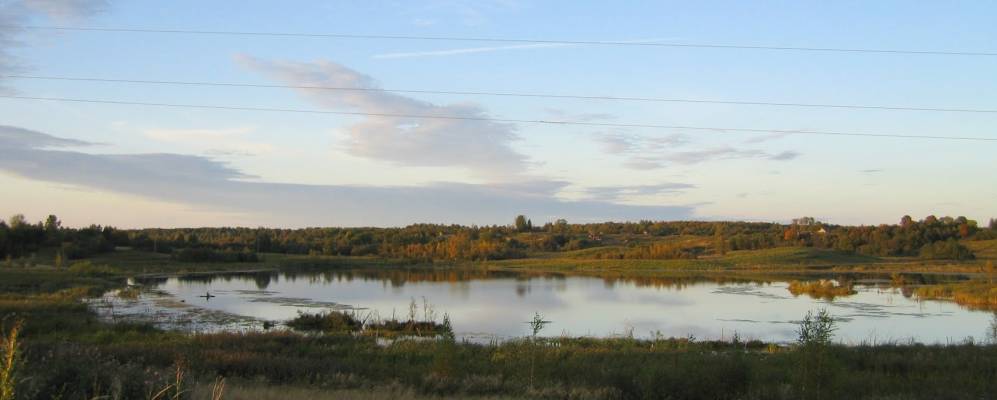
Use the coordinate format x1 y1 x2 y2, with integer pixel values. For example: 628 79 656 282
915 280 997 310
190 383 519 400
0 319 23 400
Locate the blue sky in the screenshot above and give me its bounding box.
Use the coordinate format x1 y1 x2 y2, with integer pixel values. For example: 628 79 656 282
1 0 995 227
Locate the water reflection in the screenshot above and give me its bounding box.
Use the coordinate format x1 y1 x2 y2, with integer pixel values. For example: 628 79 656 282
133 269 990 344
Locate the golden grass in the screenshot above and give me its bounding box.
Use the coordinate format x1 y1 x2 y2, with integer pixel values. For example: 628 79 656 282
915 280 997 310
787 280 856 300
0 319 23 400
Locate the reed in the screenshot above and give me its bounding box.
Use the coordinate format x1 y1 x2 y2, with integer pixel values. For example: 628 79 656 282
788 280 856 300
0 319 23 400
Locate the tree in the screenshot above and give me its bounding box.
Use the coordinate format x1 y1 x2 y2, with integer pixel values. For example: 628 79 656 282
714 224 728 256
514 215 529 232
43 215 61 245
43 215 59 233
6 215 26 230
900 215 913 228
553 219 569 234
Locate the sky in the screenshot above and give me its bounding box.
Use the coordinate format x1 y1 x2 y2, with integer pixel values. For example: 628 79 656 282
1 0 995 228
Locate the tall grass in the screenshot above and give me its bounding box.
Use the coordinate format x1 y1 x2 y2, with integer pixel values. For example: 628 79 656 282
915 280 997 310
0 319 23 400
287 305 453 338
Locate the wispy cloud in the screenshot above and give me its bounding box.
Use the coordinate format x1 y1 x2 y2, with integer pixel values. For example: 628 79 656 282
596 132 688 155
595 132 800 169
0 125 698 226
237 55 528 180
582 183 696 202
0 0 108 91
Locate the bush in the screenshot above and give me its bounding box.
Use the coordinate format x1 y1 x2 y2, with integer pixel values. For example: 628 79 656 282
286 311 362 333
919 239 975 260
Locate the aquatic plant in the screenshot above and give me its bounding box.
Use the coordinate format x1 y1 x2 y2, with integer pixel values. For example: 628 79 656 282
286 310 363 333
527 312 550 338
915 280 997 310
788 280 856 300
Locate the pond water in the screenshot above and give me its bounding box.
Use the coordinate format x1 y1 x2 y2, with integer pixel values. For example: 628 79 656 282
125 269 996 344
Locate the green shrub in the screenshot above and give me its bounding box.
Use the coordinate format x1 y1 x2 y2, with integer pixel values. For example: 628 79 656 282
919 239 975 260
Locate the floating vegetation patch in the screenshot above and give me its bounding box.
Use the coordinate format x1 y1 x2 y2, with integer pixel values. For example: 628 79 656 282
87 288 265 333
787 280 856 300
915 280 997 311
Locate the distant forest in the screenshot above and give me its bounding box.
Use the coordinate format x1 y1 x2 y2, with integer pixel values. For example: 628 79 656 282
1 213 994 263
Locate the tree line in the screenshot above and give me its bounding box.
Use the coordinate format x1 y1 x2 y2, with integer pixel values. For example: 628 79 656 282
1 213 993 263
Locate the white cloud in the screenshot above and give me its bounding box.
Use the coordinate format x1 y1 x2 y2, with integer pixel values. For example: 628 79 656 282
237 55 528 180
0 125 698 226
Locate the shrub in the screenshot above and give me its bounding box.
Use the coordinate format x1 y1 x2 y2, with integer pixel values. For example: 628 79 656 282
286 311 362 333
796 309 839 400
919 239 975 260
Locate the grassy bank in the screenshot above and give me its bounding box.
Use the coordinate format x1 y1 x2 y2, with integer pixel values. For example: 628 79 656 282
10 325 997 400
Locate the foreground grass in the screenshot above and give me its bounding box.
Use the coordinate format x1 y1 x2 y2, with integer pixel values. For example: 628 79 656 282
190 383 521 400
13 330 996 400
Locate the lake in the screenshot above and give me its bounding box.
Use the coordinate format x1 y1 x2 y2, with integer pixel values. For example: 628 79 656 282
114 269 996 344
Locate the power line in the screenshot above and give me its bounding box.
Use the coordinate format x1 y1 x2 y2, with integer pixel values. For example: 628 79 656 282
5 74 996 114
7 25 997 57
2 94 993 142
